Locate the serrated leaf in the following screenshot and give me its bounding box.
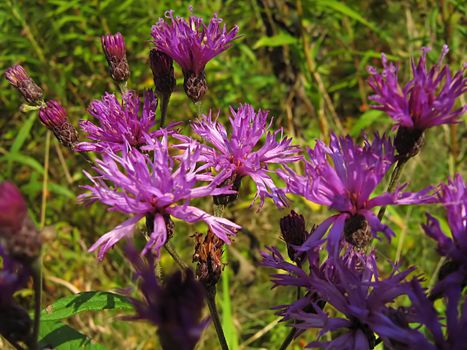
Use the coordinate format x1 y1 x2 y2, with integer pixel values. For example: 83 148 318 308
41 291 133 322
253 32 298 49
39 320 107 350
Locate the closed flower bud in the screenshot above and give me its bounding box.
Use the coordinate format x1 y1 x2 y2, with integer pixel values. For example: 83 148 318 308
149 49 176 98
280 211 310 264
4 65 43 104
39 100 79 149
394 126 425 161
183 70 207 103
101 33 130 82
0 182 27 239
193 230 224 289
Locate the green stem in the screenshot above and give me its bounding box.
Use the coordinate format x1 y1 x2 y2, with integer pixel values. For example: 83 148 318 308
377 159 407 221
118 81 128 95
30 258 42 350
206 288 230 350
164 241 190 271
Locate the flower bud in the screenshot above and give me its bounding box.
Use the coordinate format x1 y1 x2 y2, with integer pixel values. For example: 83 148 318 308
6 216 42 263
149 49 176 98
4 65 43 104
183 70 207 103
0 182 27 239
394 126 425 161
280 211 309 264
344 214 372 249
39 100 79 149
213 174 242 206
101 33 130 82
192 230 224 289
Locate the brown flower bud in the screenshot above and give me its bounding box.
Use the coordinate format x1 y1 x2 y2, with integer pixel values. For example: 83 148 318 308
280 211 310 264
394 127 425 161
344 214 372 249
183 70 207 103
192 230 224 289
101 33 130 82
149 49 176 98
4 65 43 104
39 100 79 149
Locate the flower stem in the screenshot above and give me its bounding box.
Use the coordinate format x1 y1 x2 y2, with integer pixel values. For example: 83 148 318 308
377 159 407 221
30 257 42 350
206 288 230 350
159 93 170 128
164 241 190 271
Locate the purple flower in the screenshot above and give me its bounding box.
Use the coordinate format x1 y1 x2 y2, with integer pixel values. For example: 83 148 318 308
0 245 29 308
80 135 240 260
39 100 79 149
124 245 208 350
76 90 177 152
0 182 27 238
101 32 130 82
422 174 466 297
190 104 301 208
368 45 466 130
151 9 239 101
280 134 434 255
4 64 43 103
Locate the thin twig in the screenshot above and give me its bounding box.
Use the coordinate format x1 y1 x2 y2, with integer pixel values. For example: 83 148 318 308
54 140 73 184
206 289 230 350
164 241 190 271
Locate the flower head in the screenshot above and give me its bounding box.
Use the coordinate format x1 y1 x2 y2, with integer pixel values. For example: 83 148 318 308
422 174 466 297
76 90 176 152
368 45 466 130
0 182 27 238
151 9 239 101
191 104 301 208
101 32 130 82
5 65 43 104
39 100 79 149
280 134 434 255
125 245 208 350
81 135 240 260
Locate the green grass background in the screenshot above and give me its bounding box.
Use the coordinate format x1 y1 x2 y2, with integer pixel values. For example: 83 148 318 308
0 0 465 349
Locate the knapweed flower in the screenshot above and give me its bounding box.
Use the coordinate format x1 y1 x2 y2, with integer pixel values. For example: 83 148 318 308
280 134 434 255
39 100 79 149
149 49 176 99
101 32 130 82
80 135 240 260
76 90 166 152
4 64 43 104
124 245 208 350
191 104 301 208
288 254 414 350
151 9 239 102
368 46 466 160
422 174 466 297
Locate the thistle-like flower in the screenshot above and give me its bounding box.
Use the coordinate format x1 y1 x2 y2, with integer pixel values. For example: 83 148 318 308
101 32 130 82
422 174 466 298
4 64 43 104
367 46 466 160
39 100 79 149
75 90 171 152
80 135 240 260
151 9 239 102
190 104 301 208
125 245 208 350
280 134 434 255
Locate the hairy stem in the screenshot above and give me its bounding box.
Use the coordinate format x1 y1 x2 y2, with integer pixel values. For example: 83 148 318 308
377 159 407 221
206 288 230 350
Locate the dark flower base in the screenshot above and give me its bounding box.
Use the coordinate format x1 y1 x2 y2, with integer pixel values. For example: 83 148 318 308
213 174 243 206
394 127 425 161
344 214 372 249
183 70 207 103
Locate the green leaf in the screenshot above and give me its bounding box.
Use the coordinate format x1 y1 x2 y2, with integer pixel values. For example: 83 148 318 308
222 249 239 350
41 291 133 322
350 110 389 137
253 32 298 49
317 1 378 33
0 153 45 173
11 111 37 153
39 320 107 350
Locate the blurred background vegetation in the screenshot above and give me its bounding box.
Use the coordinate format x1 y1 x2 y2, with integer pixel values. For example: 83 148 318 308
0 0 465 349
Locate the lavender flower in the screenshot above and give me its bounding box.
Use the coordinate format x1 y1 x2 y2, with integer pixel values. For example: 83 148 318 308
4 64 43 104
101 32 130 82
190 104 301 208
422 174 466 297
368 46 466 159
39 100 79 149
280 134 434 255
80 135 240 260
151 9 239 102
75 90 170 152
125 245 208 350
